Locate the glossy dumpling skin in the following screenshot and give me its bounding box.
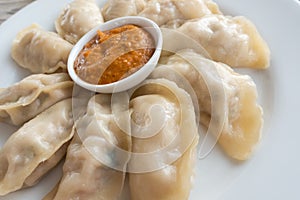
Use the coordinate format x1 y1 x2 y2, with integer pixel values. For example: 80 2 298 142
102 0 221 26
129 139 198 200
177 15 270 69
56 0 104 44
11 24 73 73
0 99 74 196
102 0 147 21
139 0 221 26
128 79 199 200
0 73 73 126
152 49 263 160
47 94 131 200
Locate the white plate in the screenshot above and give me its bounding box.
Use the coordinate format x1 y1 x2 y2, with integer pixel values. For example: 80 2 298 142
0 0 300 199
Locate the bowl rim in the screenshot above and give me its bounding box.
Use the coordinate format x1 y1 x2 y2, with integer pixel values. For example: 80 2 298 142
67 16 163 93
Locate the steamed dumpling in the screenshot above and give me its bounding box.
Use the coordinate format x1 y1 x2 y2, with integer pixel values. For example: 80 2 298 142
102 0 147 21
177 15 270 69
45 78 199 200
102 0 221 26
139 0 221 26
128 79 199 200
11 24 73 73
46 94 131 200
0 73 73 126
151 49 263 160
56 0 104 44
0 99 74 196
130 139 198 200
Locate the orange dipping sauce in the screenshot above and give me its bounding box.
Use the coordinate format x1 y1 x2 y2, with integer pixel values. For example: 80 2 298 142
74 24 155 85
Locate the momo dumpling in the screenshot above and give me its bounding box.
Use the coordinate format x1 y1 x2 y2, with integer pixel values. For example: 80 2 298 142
46 94 131 200
177 15 270 69
45 133 128 200
139 0 221 26
102 0 221 26
56 0 104 44
0 99 74 196
138 1 185 26
11 24 73 73
173 0 221 19
0 73 73 126
102 0 147 21
128 79 199 200
151 49 263 160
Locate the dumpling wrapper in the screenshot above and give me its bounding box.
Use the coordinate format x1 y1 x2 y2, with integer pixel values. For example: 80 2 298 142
56 0 104 44
46 94 131 200
139 0 221 26
151 49 263 160
11 24 73 73
102 0 147 21
0 99 74 196
128 79 199 200
102 0 221 26
46 78 199 199
130 139 198 200
0 73 73 126
177 15 270 69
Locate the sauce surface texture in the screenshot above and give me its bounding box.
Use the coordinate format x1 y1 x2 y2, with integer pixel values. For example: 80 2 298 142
74 24 155 85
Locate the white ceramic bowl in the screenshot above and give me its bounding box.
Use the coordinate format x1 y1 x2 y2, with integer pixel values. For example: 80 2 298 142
67 16 163 93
